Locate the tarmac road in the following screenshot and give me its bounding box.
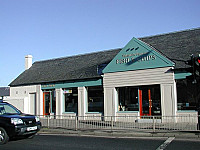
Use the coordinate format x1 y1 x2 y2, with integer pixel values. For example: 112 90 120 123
1 134 200 150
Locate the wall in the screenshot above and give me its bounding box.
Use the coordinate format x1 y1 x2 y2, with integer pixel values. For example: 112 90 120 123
58 87 103 120
9 85 42 115
176 111 198 123
116 112 139 122
5 98 25 112
103 67 176 118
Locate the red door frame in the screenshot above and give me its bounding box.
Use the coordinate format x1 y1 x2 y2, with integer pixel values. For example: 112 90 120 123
43 92 50 116
139 89 152 116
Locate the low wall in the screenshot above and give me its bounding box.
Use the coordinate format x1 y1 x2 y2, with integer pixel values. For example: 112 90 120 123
176 111 198 123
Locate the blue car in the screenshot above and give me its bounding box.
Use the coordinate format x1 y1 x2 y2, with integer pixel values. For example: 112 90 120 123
0 100 41 144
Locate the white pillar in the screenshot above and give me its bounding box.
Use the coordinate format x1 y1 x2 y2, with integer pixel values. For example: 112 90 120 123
56 88 63 116
78 87 87 116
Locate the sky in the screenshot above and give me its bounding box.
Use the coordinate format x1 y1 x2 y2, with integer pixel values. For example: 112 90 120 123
0 0 199 87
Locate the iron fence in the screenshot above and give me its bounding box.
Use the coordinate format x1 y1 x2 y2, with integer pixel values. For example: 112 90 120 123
38 115 200 132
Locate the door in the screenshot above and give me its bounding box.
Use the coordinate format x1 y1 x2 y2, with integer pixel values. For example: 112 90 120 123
30 93 36 115
139 85 161 116
139 88 152 116
43 92 51 115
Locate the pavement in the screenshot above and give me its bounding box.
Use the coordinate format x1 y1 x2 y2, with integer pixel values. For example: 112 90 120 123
38 127 200 139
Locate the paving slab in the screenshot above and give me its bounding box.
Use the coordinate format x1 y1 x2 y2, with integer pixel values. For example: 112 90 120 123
38 127 200 139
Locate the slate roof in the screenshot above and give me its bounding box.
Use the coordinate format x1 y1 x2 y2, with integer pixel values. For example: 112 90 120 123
140 28 200 68
10 49 121 86
0 87 10 96
10 28 200 86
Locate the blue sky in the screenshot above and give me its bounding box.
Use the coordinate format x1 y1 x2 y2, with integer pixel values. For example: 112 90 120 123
0 0 199 87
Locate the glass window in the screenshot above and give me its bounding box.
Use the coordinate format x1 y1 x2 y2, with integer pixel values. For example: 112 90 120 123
177 80 199 110
117 86 139 111
88 86 104 113
43 90 56 115
0 104 21 115
52 91 56 113
44 92 50 115
150 85 161 116
63 88 78 113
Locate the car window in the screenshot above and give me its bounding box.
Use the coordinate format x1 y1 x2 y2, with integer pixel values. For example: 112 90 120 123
0 104 21 115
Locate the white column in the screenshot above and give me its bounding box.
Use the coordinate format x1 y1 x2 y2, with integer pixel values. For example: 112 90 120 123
173 81 177 116
56 88 63 116
36 85 43 116
78 87 87 116
104 87 115 116
161 84 176 116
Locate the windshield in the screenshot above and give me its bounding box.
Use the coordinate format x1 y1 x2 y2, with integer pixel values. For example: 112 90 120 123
0 103 21 115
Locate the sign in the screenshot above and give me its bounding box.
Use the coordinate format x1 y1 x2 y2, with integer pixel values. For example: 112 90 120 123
41 84 55 88
63 89 72 94
116 52 156 64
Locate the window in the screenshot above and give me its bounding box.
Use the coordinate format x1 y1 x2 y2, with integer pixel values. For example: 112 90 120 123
0 104 21 115
117 86 139 111
63 88 78 113
43 90 56 115
88 86 104 113
177 80 199 110
52 91 56 113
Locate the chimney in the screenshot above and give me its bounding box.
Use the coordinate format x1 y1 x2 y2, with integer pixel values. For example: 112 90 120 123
25 55 33 70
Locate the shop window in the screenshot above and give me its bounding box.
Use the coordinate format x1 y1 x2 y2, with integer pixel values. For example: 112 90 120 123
88 86 104 113
52 91 56 113
117 87 139 111
63 88 78 113
177 80 199 110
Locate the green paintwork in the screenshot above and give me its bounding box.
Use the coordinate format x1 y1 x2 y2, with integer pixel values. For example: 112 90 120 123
103 37 175 73
41 78 102 90
174 71 191 79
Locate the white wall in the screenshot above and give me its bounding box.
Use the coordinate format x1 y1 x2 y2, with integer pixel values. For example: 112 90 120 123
5 98 25 112
9 85 42 115
103 67 175 117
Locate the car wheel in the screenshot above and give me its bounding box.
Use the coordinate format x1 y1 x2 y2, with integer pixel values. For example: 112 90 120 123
0 127 9 145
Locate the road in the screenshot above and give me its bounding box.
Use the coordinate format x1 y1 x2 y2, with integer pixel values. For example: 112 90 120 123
1 134 200 150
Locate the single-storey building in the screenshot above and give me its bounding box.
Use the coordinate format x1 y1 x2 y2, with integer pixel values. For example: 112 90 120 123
8 28 200 122
0 87 10 100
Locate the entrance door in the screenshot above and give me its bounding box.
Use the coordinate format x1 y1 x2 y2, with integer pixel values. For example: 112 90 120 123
139 88 152 116
139 85 161 116
43 92 51 115
30 93 36 115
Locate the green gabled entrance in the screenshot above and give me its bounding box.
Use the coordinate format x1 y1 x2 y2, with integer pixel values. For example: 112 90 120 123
103 37 175 73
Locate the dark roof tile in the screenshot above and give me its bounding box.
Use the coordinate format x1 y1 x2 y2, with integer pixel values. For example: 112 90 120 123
10 49 121 86
0 87 10 96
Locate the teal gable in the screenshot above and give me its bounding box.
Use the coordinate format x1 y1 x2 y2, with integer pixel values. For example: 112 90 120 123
103 37 175 73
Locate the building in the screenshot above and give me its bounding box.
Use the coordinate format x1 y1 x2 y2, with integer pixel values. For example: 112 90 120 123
9 28 200 122
0 87 10 100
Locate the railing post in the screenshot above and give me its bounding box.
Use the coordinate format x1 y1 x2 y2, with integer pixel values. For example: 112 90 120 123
198 115 200 131
111 116 113 132
47 115 50 128
75 116 78 131
153 116 155 133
